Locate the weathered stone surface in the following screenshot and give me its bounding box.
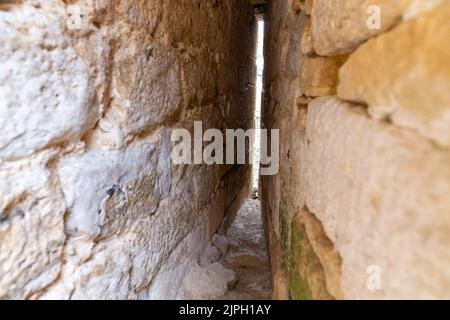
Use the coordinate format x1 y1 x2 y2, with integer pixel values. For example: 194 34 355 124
311 0 448 56
72 6 182 148
200 244 222 266
301 19 314 55
0 2 98 159
58 137 163 239
338 4 450 147
301 209 343 299
303 97 450 299
262 0 309 300
0 0 255 300
226 199 266 250
283 11 307 77
267 224 290 300
286 213 334 300
61 153 145 240
200 199 272 300
212 234 230 255
113 41 182 135
178 263 237 299
403 0 450 19
299 55 347 97
264 0 450 301
293 0 313 15
0 149 66 299
226 250 266 269
146 224 206 300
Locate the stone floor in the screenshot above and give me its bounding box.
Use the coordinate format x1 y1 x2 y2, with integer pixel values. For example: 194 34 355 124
178 199 272 300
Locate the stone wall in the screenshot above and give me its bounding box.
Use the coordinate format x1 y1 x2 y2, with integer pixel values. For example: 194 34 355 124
0 0 255 299
262 0 450 299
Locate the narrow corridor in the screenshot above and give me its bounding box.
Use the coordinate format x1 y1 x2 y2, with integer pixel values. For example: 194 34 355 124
1 0 449 301
178 199 271 300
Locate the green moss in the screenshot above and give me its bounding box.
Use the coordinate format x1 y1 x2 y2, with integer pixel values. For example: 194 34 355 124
278 199 312 299
289 263 313 299
288 217 312 299
279 200 290 255
278 198 333 300
287 214 333 300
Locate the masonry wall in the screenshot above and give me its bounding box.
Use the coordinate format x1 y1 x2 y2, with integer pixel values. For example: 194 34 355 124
0 0 255 299
262 0 450 299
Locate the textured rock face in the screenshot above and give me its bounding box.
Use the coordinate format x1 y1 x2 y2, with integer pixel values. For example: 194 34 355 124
311 0 448 56
0 149 66 299
304 97 450 299
263 0 450 300
0 2 98 159
338 4 450 147
178 263 237 300
0 0 255 299
299 55 347 97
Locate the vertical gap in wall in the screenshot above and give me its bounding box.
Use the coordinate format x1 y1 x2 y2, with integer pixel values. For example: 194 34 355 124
252 16 265 194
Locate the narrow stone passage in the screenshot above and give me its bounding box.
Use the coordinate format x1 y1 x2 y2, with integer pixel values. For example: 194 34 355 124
2 0 450 301
178 199 271 300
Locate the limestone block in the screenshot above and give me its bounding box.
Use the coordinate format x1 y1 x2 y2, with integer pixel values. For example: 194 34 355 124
66 1 182 148
293 0 313 15
301 209 344 299
147 225 206 299
0 0 256 301
284 11 307 77
199 244 222 266
403 0 450 19
302 0 313 15
58 140 161 238
287 214 334 299
112 40 182 135
225 250 266 269
212 234 230 255
301 19 314 55
299 55 347 97
114 0 162 34
267 225 290 300
178 263 237 299
0 3 99 159
303 97 450 299
160 0 220 48
66 2 114 120
311 0 448 56
207 208 226 241
181 53 218 107
43 165 202 299
338 4 450 147
226 200 266 250
0 149 65 299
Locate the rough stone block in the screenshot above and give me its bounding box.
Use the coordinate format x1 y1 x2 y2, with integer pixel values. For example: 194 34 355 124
303 97 450 299
178 263 237 299
112 41 183 135
311 0 448 56
0 3 99 159
301 209 343 299
225 250 266 269
58 140 160 238
299 55 347 97
338 4 450 147
212 234 230 255
0 150 65 299
301 19 314 55
293 0 313 15
199 244 222 266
